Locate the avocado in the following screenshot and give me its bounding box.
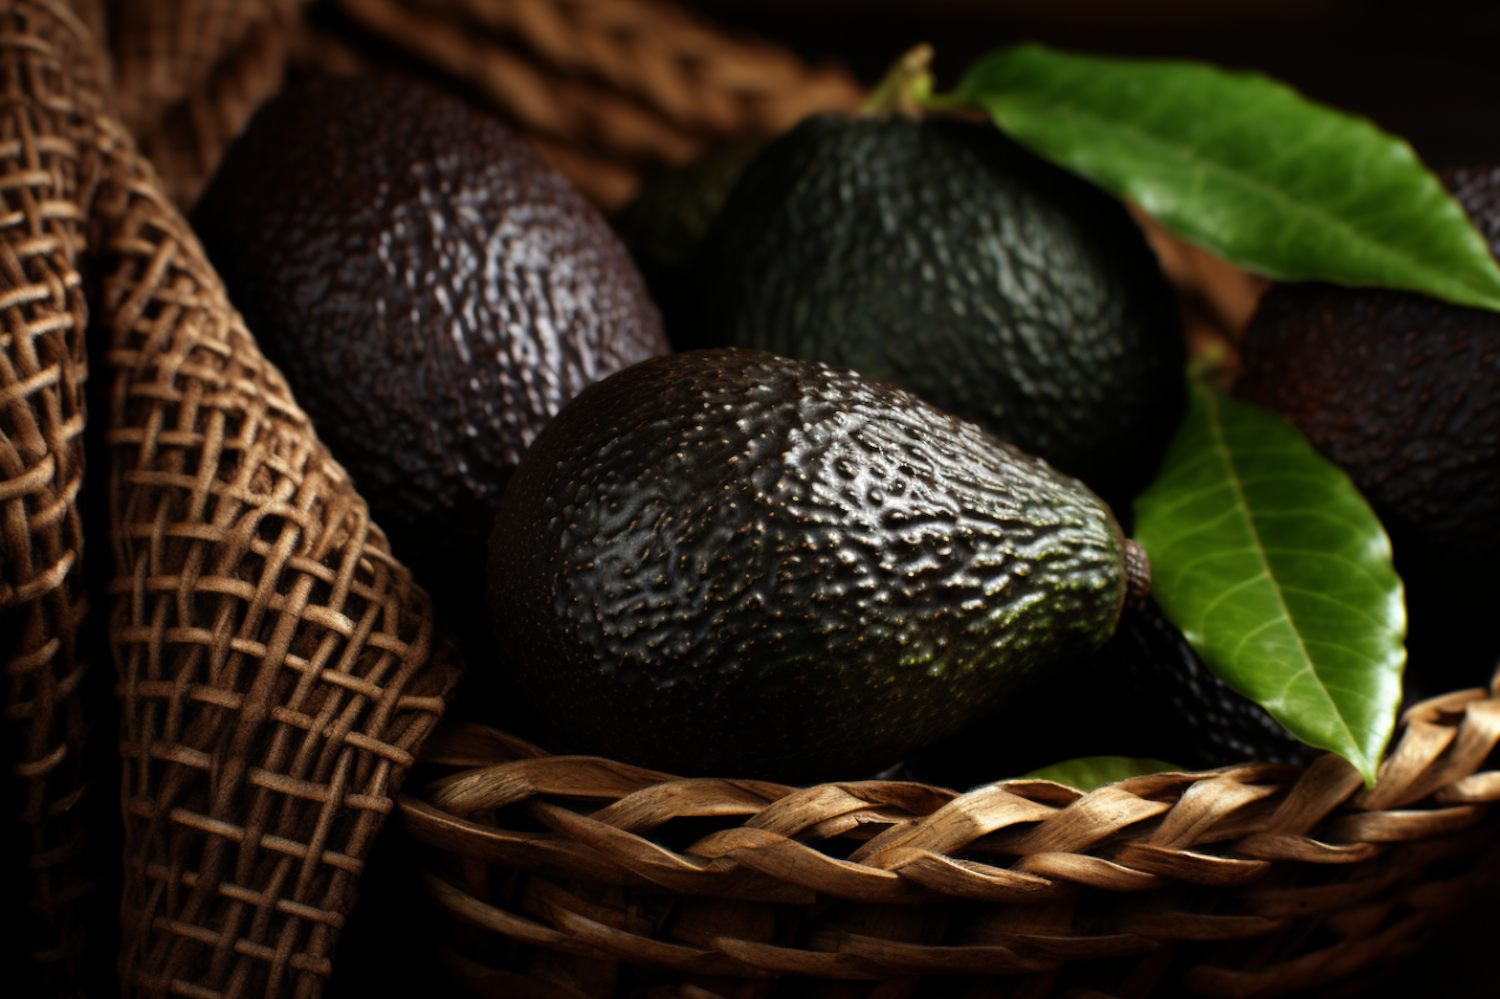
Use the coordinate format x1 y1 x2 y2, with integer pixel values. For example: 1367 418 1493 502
190 74 670 610
1235 164 1500 691
611 139 762 342
487 348 1148 782
906 598 1319 790
688 113 1186 508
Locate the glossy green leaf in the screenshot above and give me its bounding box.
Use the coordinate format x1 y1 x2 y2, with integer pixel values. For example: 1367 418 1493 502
1020 757 1180 792
941 43 1500 312
1132 380 1405 784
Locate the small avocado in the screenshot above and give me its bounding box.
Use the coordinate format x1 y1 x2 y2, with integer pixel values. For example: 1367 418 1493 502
611 139 762 340
906 598 1319 790
488 348 1148 782
1235 164 1500 690
191 75 670 605
688 113 1186 508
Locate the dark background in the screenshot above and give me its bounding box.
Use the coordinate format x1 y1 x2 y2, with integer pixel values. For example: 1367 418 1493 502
691 3 1500 996
699 0 1500 171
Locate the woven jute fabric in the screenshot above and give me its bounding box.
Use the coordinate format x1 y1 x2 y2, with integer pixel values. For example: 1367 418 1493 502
108 0 315 211
402 676 1500 997
0 2 464 997
0 2 112 995
92 123 463 999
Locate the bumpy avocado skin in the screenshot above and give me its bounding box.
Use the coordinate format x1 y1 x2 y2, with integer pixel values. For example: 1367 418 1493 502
907 599 1319 790
488 349 1131 782
191 75 670 592
689 114 1186 507
1236 165 1500 690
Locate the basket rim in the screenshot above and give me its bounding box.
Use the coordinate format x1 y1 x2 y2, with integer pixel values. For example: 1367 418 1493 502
399 667 1500 908
394 684 1500 994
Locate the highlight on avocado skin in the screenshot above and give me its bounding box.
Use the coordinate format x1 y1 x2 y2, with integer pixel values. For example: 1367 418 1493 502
487 350 1142 783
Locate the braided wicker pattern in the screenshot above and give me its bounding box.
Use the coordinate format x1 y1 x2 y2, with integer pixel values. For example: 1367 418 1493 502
404 676 1500 997
76 19 467 998
108 0 316 209
0 2 111 995
108 0 863 212
322 0 863 208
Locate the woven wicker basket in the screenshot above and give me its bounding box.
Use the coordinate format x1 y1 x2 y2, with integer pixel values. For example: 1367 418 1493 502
397 701 1500 998
1 1 1498 997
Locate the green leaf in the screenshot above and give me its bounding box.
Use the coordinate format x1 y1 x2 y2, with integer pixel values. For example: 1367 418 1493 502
941 43 1500 313
1020 757 1180 792
1132 380 1405 784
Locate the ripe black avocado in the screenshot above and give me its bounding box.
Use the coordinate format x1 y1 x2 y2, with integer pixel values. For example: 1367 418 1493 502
488 348 1149 782
190 74 670 608
689 113 1187 508
1236 164 1500 691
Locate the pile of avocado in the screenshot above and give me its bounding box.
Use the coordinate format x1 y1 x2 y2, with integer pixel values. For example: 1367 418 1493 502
191 64 1493 786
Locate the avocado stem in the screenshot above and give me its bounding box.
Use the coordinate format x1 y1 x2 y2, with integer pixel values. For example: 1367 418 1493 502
861 44 936 118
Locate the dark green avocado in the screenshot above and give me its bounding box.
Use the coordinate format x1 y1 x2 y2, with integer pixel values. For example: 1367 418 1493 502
611 139 762 341
190 74 670 601
906 598 1319 790
688 113 1187 507
1235 164 1500 691
488 348 1148 782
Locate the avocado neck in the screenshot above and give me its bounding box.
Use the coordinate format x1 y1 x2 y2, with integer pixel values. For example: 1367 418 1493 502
860 43 936 119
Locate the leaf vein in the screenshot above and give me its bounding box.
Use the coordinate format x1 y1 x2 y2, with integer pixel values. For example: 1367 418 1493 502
1200 390 1364 757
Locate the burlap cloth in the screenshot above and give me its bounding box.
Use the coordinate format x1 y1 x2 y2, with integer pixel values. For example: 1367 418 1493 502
2 2 866 995
3 2 463 996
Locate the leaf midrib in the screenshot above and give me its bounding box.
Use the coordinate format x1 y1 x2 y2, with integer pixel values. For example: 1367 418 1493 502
973 85 1500 304
1201 389 1363 760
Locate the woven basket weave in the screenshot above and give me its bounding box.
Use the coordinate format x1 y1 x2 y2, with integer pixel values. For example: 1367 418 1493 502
399 694 1500 998
2 1 1498 997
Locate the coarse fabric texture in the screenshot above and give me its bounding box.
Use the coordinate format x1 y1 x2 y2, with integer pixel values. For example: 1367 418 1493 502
97 135 463 999
113 0 864 211
94 62 462 999
109 0 315 211
3 2 464 998
0 3 109 996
